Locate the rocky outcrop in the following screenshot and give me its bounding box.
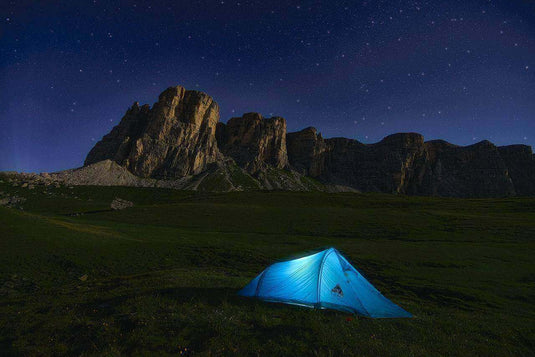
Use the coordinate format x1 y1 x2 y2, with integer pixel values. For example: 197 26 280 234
286 131 427 194
285 129 532 197
216 113 288 173
128 87 221 178
323 133 427 194
0 193 26 208
287 127 327 177
85 86 221 179
75 85 535 197
85 102 150 166
416 140 516 197
110 198 134 210
497 145 535 196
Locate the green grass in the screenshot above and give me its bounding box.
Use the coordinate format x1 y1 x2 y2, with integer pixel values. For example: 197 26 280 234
0 181 534 356
196 171 234 192
227 162 261 190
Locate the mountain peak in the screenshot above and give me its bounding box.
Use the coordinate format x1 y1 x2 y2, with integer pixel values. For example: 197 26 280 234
82 85 535 197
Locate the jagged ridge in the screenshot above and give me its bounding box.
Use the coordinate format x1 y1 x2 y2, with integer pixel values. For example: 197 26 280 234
79 85 535 197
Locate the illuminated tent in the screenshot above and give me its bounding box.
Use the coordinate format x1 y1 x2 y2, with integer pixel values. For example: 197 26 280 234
238 248 411 318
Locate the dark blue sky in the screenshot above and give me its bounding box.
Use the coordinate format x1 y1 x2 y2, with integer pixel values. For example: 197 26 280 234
1 0 534 172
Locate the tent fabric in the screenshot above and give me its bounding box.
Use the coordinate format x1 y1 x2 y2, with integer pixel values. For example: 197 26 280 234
238 248 412 318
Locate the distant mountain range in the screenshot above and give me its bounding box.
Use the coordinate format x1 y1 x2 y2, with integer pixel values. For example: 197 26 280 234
11 85 535 197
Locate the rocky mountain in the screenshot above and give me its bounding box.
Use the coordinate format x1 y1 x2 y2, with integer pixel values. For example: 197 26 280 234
13 85 534 197
82 86 321 192
216 112 289 173
85 86 221 178
286 128 534 197
497 145 535 196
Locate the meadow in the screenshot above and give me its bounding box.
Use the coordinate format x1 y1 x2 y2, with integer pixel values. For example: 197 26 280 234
0 181 534 356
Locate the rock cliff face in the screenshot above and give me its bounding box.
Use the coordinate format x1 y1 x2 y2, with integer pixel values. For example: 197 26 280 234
497 145 535 196
287 127 327 177
216 112 288 173
85 86 221 178
323 133 427 194
285 128 533 197
85 102 150 166
287 131 427 193
416 140 515 197
81 85 535 197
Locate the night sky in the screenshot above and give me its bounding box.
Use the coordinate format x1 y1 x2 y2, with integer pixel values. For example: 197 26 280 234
1 0 534 172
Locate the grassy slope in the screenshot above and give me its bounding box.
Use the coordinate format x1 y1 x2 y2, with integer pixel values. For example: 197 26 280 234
0 182 534 356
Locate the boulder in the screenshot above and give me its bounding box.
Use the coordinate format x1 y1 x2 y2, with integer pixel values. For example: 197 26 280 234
110 198 134 210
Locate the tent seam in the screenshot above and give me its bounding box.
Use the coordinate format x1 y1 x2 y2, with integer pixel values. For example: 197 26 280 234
255 269 268 297
337 251 373 317
316 248 333 306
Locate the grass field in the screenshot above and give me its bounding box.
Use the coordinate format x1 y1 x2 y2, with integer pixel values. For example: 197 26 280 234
1 181 534 356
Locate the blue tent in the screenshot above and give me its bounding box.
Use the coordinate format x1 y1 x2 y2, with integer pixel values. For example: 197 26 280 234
238 248 412 318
